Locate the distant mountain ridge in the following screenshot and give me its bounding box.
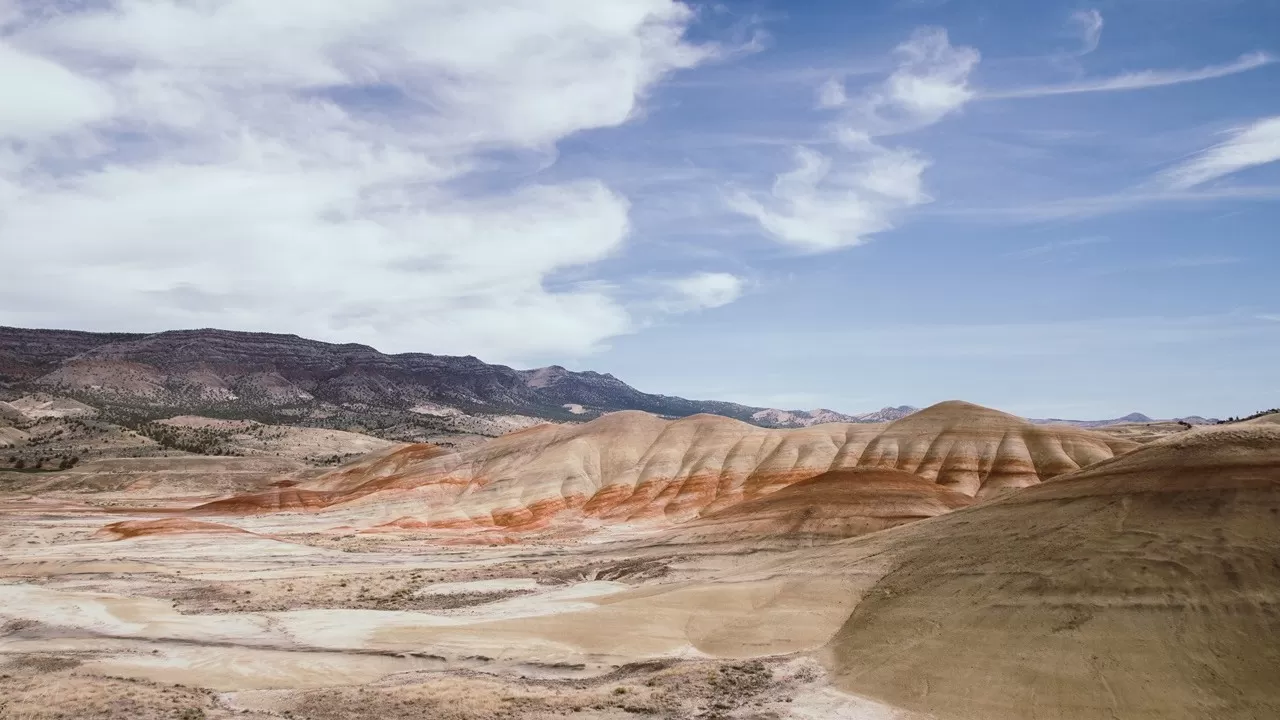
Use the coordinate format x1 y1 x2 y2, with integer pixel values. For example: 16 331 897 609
0 326 894 436
750 405 919 427
1031 412 1219 428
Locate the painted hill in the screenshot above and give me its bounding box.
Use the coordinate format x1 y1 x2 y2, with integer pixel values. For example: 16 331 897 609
856 400 1136 496
193 401 1136 534
336 424 1280 720
659 468 973 545
811 422 1280 719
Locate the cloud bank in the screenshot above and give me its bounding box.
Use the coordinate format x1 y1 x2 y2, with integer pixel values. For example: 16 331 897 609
0 0 719 362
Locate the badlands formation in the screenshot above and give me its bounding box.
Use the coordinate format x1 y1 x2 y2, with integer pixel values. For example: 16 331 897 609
193 401 1135 536
1 400 1277 719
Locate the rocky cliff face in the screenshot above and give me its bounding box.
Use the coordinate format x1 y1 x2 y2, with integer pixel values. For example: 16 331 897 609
0 326 881 435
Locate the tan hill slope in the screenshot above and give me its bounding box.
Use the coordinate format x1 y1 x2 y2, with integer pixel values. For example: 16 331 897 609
194 401 1135 535
5 456 322 500
0 393 399 471
6 393 97 419
1089 419 1193 443
0 400 26 424
145 416 395 462
659 468 973 545
857 401 1134 496
811 422 1280 719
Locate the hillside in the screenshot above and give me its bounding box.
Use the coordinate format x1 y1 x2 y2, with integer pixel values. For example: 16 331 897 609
1 326 893 437
658 468 973 545
193 401 1135 533
811 422 1280 719
404 423 1280 719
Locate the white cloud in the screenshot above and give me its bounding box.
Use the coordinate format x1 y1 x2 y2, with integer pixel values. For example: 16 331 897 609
1069 9 1103 55
0 41 115 139
854 27 980 134
730 28 972 251
816 78 848 108
0 1 716 362
728 146 930 251
663 272 746 311
1008 236 1110 258
986 51 1274 99
932 184 1280 223
1160 116 1280 189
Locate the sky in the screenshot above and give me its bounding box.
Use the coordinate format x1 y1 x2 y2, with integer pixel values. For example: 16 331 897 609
1 0 1278 420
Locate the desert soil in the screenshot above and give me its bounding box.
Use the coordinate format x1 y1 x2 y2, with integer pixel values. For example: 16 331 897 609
3 422 1277 720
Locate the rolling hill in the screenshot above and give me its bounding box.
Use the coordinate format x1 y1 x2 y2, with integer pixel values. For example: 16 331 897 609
1 326 888 437
193 401 1136 535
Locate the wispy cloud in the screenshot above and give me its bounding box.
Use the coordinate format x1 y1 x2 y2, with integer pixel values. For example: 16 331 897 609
816 78 848 109
940 115 1280 224
1159 116 1280 188
1007 235 1110 258
668 60 886 88
853 27 981 134
1069 9 1104 56
1087 255 1242 277
894 0 952 9
729 28 976 251
938 184 1280 223
984 51 1274 99
719 313 1277 359
1160 256 1241 268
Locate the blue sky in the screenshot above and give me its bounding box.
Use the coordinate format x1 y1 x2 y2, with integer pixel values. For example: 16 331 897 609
565 0 1280 419
1 0 1277 419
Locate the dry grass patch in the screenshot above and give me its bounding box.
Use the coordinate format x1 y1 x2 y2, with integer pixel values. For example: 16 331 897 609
0 659 223 720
